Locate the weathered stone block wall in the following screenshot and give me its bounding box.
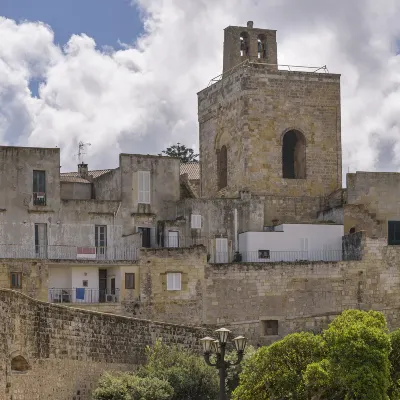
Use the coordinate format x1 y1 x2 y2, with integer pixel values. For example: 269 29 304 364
204 237 400 344
346 172 400 238
0 261 48 301
131 247 207 325
0 289 210 400
198 64 341 199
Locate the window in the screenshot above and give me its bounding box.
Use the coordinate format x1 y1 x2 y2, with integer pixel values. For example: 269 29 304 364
258 250 270 259
138 227 151 248
282 130 306 179
167 273 182 291
10 272 22 289
125 273 135 289
262 320 279 336
138 171 151 204
33 170 46 205
34 223 47 258
191 214 202 229
95 225 107 254
82 280 88 287
217 145 228 190
388 221 400 245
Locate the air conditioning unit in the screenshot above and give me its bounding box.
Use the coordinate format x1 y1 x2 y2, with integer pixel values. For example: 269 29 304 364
106 294 117 303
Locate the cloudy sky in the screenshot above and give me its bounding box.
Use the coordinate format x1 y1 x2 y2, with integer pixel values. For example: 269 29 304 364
1 0 400 179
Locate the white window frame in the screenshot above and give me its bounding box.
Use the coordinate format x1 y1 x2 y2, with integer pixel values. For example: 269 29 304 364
138 171 151 204
167 272 182 291
191 214 202 229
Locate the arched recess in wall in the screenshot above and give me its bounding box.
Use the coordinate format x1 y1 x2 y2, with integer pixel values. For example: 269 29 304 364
282 129 306 179
217 145 228 190
11 355 30 373
257 34 267 59
240 32 249 57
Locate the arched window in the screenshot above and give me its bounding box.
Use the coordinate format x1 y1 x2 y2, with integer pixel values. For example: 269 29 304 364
257 34 266 59
11 355 30 373
282 130 306 179
240 32 249 57
349 227 356 234
218 145 228 190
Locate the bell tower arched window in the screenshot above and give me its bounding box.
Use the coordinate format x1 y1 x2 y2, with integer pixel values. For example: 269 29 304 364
257 34 266 59
217 145 228 190
282 130 306 179
240 32 249 57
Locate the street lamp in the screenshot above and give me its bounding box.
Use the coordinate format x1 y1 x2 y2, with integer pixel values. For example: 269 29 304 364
200 328 247 400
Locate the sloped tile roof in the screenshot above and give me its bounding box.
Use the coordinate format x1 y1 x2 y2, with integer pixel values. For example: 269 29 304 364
60 176 91 183
180 162 200 180
60 169 113 181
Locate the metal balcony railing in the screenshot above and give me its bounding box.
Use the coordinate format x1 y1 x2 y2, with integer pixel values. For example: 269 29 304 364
0 245 138 261
33 192 46 206
210 249 358 264
48 288 121 304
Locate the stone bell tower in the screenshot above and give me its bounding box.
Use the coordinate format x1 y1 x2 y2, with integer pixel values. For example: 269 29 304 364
198 21 342 200
223 21 278 73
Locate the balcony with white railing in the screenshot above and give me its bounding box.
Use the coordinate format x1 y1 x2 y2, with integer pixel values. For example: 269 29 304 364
0 245 138 261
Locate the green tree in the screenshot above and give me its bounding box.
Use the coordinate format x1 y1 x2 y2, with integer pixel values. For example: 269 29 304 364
232 332 325 400
225 345 256 397
318 310 391 400
138 340 218 400
388 329 400 399
159 143 199 163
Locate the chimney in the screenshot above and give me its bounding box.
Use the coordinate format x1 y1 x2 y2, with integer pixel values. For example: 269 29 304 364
247 21 254 28
78 162 89 179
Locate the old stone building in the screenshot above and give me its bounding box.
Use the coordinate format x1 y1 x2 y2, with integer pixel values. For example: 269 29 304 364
2 20 400 399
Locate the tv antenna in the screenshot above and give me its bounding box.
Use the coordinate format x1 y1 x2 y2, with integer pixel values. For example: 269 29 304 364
77 141 91 163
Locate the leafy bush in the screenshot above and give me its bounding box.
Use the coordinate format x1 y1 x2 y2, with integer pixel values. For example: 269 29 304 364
138 340 219 400
130 376 173 400
92 372 173 400
92 373 131 400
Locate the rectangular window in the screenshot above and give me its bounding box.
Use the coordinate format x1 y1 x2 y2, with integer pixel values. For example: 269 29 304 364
10 272 22 289
191 214 202 229
262 320 279 336
167 272 182 291
95 225 107 255
258 250 270 259
125 273 135 289
388 221 400 245
138 227 152 248
34 223 47 257
33 170 46 205
138 171 151 204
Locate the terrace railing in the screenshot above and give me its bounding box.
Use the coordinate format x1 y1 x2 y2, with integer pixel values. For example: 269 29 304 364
0 245 138 261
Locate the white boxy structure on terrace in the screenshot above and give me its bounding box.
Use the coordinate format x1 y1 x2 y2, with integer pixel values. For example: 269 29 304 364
238 224 344 262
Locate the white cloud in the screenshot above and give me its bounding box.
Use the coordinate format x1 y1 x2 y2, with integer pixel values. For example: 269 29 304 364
1 1 400 178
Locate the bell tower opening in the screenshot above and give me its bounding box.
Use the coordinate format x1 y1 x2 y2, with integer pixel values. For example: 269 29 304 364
222 21 278 73
282 130 306 179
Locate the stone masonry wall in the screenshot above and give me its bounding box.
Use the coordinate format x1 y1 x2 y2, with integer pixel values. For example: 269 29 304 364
0 260 48 301
0 289 210 400
204 235 400 344
129 246 207 325
198 63 341 199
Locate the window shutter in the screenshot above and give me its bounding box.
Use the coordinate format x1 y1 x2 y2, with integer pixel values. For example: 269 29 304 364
191 214 202 229
138 171 151 204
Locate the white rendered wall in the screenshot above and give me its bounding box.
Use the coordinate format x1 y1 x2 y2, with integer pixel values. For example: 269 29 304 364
239 224 344 262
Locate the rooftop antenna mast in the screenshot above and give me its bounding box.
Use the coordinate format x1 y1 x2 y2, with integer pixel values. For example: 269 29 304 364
77 141 91 164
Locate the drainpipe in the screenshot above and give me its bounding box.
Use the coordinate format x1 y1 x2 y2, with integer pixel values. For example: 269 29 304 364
234 208 238 252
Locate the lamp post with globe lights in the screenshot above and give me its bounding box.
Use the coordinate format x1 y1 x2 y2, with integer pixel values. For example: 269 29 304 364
200 328 247 400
